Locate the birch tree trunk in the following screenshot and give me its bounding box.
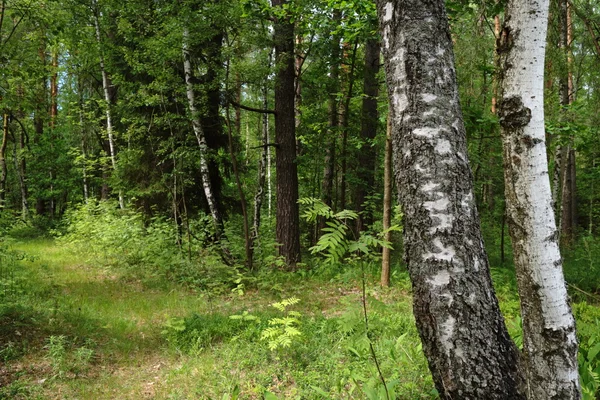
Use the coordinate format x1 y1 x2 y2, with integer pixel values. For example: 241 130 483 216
377 1 524 397
498 0 581 397
182 28 224 237
92 0 124 210
252 87 269 246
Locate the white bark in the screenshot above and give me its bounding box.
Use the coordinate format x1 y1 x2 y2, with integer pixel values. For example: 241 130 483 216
92 0 124 209
498 1 580 398
182 28 222 232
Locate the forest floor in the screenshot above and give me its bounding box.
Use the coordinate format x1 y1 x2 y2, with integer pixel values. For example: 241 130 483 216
1 239 600 399
0 239 434 399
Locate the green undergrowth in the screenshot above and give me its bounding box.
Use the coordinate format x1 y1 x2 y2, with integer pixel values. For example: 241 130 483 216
2 230 600 398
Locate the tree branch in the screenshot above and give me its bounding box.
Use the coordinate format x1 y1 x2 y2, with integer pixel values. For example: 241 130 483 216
229 98 276 115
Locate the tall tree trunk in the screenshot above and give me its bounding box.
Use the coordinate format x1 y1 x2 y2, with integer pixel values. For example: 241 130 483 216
378 1 525 397
92 0 124 210
355 37 380 232
35 36 47 216
252 87 269 249
182 28 224 237
320 12 341 233
559 0 577 246
338 42 358 211
381 116 392 287
12 130 28 220
498 0 580 397
0 113 7 207
272 0 301 267
48 50 59 218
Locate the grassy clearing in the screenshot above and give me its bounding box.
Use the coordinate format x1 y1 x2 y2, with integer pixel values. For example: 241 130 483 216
2 238 600 399
0 239 433 399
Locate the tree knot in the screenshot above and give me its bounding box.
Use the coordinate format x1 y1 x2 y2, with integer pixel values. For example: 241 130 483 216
498 96 531 129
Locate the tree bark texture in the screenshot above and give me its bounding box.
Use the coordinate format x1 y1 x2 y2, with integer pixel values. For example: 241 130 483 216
183 28 224 237
272 0 301 267
355 37 380 233
498 0 581 398
378 1 525 398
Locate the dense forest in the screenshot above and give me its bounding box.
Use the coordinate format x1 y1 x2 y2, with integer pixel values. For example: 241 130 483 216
1 0 600 398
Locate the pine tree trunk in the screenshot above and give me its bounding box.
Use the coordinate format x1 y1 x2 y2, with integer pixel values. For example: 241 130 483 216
498 0 581 397
182 28 224 237
272 0 301 267
378 1 525 397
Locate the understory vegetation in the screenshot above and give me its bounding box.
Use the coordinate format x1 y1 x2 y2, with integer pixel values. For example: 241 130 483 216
2 208 600 399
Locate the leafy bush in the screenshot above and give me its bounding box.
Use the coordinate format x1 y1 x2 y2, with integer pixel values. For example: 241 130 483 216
57 200 240 291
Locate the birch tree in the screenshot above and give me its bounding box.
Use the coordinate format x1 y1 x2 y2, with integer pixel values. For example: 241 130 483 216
377 0 524 397
92 0 124 209
182 27 224 237
498 0 581 397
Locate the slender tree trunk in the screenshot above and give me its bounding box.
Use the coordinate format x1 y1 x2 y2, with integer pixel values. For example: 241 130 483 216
182 28 224 237
225 106 252 269
13 131 28 220
381 116 392 287
48 51 59 218
0 113 8 207
498 0 580 397
272 0 301 267
338 42 358 211
78 88 89 204
378 1 525 397
93 0 124 210
355 37 380 232
320 12 341 233
252 86 270 247
559 0 577 246
35 36 47 216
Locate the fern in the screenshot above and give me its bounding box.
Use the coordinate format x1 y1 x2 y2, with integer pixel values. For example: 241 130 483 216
261 297 302 350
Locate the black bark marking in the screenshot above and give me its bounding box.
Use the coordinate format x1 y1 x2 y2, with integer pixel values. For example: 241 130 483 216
498 96 531 129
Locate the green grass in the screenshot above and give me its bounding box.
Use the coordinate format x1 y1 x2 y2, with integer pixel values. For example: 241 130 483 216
2 238 600 399
0 238 434 399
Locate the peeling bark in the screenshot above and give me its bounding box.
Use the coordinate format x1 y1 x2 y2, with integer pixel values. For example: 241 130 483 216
498 0 581 398
378 1 524 397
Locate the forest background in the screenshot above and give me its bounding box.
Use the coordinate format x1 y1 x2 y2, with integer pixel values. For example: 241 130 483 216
1 0 600 398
